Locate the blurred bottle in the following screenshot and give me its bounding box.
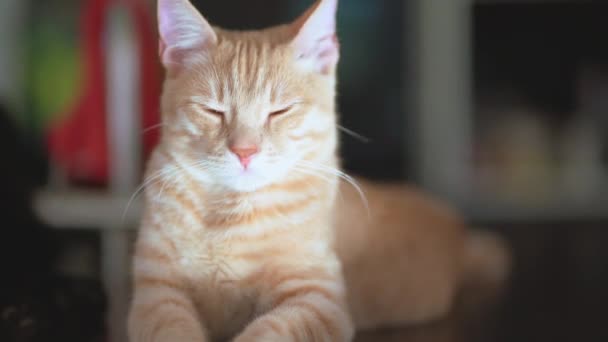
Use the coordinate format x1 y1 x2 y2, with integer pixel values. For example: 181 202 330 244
559 115 603 202
475 103 557 205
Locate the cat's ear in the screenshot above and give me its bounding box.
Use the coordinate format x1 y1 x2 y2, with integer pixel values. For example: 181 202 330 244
158 0 217 72
290 0 339 74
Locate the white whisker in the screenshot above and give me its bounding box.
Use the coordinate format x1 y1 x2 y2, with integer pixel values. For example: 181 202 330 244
292 166 335 185
337 124 370 143
157 169 181 200
295 160 370 219
121 158 214 223
121 166 178 223
142 123 166 134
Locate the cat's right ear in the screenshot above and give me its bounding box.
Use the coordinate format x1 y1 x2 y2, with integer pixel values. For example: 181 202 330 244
158 0 217 73
290 0 339 75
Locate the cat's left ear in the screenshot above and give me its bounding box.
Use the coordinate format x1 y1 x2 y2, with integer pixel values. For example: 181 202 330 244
158 0 217 73
290 0 339 75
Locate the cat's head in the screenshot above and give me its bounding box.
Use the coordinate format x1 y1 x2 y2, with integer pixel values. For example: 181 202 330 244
157 0 340 192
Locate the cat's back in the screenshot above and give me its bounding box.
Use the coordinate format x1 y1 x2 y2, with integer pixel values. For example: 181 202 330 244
334 178 467 329
334 177 466 261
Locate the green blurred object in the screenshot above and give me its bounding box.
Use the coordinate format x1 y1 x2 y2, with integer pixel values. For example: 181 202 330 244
24 0 81 133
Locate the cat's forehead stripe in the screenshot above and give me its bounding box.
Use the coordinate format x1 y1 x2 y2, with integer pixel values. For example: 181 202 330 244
212 35 286 105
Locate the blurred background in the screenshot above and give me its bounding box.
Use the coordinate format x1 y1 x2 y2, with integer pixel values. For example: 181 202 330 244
0 0 607 341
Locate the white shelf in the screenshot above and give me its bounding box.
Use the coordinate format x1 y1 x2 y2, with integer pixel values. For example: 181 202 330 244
462 196 608 223
34 189 142 229
34 186 608 233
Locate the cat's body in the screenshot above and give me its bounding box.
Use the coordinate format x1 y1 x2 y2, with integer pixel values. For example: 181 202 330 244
129 1 354 340
335 178 508 330
128 0 509 341
131 147 348 341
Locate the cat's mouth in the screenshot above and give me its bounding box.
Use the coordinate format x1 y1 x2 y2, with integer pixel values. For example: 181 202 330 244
213 153 295 193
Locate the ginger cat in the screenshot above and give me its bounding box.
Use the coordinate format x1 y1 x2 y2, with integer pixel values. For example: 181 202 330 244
128 0 509 341
129 0 352 340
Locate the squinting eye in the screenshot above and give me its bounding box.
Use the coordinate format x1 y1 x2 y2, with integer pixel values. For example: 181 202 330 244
269 106 292 118
204 107 225 117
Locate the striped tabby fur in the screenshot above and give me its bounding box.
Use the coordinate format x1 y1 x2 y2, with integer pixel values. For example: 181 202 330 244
129 0 353 341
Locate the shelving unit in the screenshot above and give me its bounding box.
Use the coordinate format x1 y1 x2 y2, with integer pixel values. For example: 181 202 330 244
407 0 607 222
33 2 147 341
34 190 142 229
406 0 474 203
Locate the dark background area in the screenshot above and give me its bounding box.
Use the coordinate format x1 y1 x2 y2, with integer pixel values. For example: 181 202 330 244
474 3 608 124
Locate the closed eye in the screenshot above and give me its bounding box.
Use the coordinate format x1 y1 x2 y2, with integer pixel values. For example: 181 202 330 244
204 107 225 117
269 106 293 118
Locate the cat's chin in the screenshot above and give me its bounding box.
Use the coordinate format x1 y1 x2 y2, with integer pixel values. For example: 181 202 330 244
217 160 295 193
222 171 274 193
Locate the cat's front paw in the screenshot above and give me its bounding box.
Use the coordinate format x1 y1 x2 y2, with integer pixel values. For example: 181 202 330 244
232 325 286 342
233 335 284 342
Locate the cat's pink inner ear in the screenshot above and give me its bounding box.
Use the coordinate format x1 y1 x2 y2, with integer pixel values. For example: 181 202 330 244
291 0 340 74
157 0 216 69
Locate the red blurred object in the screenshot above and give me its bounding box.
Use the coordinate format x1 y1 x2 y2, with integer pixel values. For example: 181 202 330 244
47 0 161 185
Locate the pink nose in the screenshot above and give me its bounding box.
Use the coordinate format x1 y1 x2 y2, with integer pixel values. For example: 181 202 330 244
229 145 259 168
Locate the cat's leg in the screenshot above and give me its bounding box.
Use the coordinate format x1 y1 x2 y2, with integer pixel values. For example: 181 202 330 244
128 287 207 342
128 242 208 342
233 274 354 342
